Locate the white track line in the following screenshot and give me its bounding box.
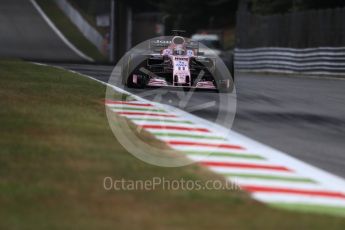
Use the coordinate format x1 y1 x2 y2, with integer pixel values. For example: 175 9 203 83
30 0 94 62
253 193 345 207
233 179 333 191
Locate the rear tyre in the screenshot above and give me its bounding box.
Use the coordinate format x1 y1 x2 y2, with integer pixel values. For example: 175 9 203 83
218 77 234 93
228 52 235 80
220 51 235 80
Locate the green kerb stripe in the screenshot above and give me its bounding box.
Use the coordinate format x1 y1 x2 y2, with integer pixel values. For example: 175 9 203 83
222 173 315 183
183 151 264 160
269 203 345 216
153 133 226 140
131 118 193 124
112 107 166 112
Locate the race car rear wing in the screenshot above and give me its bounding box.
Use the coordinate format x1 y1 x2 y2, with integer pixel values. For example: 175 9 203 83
149 37 199 53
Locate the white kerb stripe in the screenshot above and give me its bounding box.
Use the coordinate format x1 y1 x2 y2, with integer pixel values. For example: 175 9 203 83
30 0 94 62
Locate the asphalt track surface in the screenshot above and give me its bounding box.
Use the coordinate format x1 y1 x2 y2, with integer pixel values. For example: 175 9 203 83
0 0 83 61
53 63 345 179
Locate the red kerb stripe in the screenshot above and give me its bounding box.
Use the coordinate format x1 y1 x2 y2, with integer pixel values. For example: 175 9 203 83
168 141 244 150
140 125 210 132
117 112 176 118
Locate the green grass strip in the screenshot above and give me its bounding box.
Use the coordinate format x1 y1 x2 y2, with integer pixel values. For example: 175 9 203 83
131 118 193 124
112 107 166 113
270 203 345 216
183 151 264 160
153 133 226 140
222 173 315 183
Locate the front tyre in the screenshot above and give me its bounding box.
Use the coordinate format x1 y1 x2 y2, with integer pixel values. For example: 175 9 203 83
122 55 148 89
127 74 147 89
214 60 234 93
217 77 234 93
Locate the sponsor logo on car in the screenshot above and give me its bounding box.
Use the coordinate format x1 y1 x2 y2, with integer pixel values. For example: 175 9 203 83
174 57 189 61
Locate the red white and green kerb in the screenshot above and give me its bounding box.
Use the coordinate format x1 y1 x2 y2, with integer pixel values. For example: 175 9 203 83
106 99 345 216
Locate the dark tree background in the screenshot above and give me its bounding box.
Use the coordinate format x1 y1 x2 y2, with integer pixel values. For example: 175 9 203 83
67 0 345 36
69 0 239 35
250 0 345 15
68 0 345 18
152 0 238 35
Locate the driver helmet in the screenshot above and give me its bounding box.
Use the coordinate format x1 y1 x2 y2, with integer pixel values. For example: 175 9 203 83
173 45 185 55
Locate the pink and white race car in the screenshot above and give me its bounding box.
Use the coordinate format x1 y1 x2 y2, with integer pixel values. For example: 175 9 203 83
122 34 234 92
